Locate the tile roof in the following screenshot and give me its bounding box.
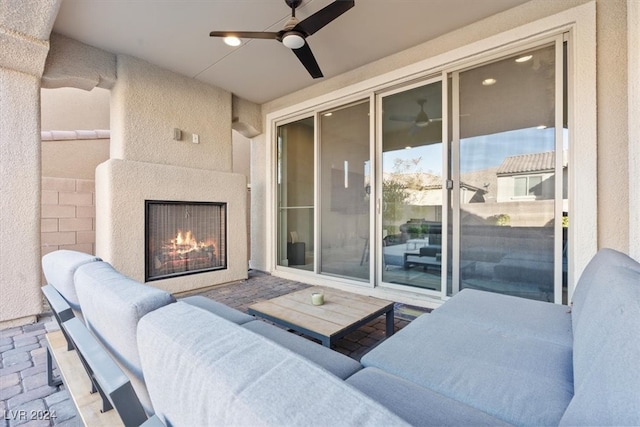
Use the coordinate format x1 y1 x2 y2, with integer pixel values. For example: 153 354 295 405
496 151 555 175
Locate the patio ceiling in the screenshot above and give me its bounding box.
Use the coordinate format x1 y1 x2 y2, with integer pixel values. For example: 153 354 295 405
52 0 529 104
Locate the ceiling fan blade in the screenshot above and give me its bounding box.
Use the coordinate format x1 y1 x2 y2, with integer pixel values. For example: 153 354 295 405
294 0 354 36
292 43 323 78
209 31 279 40
388 114 416 122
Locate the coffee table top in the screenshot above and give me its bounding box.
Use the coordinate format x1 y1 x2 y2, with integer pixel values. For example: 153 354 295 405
248 286 394 345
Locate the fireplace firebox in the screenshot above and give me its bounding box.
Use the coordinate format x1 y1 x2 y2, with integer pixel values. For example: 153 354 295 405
145 200 227 281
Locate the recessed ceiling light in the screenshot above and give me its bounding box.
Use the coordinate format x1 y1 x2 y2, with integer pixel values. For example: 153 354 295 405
482 78 497 86
536 125 548 130
224 36 241 47
324 112 333 117
515 55 533 63
405 146 412 150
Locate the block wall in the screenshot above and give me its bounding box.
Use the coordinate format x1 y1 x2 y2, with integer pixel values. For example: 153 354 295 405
41 177 96 263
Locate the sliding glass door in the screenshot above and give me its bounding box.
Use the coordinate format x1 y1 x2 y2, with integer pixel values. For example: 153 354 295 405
319 101 371 281
379 80 444 292
276 117 314 270
274 37 569 304
449 41 567 303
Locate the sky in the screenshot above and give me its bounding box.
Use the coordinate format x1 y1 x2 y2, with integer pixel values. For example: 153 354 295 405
382 127 567 175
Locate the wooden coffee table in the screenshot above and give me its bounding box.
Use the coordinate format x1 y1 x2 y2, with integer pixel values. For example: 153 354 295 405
248 286 395 348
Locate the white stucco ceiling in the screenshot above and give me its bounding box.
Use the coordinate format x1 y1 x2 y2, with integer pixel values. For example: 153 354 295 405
52 0 530 104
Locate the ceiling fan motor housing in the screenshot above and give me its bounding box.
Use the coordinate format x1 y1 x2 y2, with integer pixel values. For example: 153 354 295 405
285 0 304 9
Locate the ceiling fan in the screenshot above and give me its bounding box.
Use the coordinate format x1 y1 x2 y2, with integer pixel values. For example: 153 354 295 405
388 99 442 135
209 0 355 79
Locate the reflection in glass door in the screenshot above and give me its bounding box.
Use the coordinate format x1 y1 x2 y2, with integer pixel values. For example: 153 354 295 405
276 117 314 270
319 101 370 281
451 42 567 302
380 81 444 292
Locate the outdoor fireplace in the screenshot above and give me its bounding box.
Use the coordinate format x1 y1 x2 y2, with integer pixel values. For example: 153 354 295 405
145 200 227 281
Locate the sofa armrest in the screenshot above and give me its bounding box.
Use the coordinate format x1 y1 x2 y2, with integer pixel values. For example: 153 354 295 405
63 317 148 427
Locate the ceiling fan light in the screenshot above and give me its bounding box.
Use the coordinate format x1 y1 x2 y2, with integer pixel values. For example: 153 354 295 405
415 111 430 127
283 33 305 49
224 36 241 47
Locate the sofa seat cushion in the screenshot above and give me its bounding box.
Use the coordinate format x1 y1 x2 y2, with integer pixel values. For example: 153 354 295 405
361 313 573 426
432 289 572 347
137 302 409 427
347 367 513 426
242 320 362 379
41 250 101 313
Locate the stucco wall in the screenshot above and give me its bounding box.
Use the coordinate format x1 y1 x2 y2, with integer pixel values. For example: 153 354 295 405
96 159 247 294
111 55 232 172
596 0 629 252
0 0 61 328
0 71 45 327
42 139 109 180
96 54 246 293
41 87 110 131
628 0 639 261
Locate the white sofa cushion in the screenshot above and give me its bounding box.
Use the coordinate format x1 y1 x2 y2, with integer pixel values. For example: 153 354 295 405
433 288 572 347
561 248 640 426
362 312 573 426
75 261 175 414
41 250 101 313
137 302 408 427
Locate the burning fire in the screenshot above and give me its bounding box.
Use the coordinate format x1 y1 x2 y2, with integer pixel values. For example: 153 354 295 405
152 229 219 273
169 230 215 254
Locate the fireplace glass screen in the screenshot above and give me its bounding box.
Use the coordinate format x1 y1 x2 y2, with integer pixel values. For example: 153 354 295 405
145 201 227 281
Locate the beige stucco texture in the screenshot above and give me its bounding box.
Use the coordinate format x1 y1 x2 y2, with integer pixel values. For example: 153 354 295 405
96 53 246 295
96 159 248 294
111 55 232 172
0 0 62 327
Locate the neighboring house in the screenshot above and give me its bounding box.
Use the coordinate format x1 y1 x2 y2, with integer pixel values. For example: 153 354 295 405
496 151 568 202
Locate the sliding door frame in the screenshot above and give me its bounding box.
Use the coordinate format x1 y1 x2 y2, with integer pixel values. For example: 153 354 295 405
264 3 594 306
375 76 448 299
445 33 567 303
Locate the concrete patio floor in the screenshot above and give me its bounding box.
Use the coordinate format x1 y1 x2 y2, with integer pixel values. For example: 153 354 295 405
1 270 428 426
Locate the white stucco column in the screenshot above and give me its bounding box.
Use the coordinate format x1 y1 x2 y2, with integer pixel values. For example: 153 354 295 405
629 0 640 261
0 0 61 327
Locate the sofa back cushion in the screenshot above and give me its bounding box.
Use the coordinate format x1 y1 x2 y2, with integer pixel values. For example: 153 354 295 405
570 248 640 330
74 261 175 414
41 250 101 314
561 249 640 426
137 302 408 427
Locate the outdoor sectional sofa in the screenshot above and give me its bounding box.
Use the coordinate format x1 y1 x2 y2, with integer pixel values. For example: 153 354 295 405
41 248 640 426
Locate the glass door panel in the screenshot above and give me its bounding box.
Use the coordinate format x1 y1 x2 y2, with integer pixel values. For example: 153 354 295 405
381 81 443 291
452 44 563 302
319 101 370 281
276 117 314 270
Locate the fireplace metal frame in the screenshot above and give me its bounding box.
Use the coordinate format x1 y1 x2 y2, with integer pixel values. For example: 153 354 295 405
144 200 227 282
